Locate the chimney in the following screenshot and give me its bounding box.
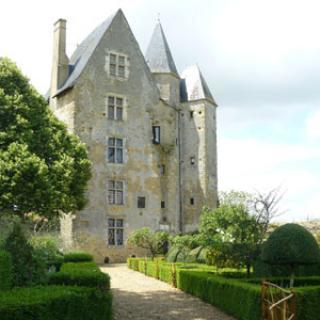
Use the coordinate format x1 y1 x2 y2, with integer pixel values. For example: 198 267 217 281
50 19 69 96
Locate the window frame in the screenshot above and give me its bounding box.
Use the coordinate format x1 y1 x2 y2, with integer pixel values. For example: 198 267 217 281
108 218 124 246
108 52 127 78
108 179 124 205
152 126 160 144
137 197 146 209
108 137 124 164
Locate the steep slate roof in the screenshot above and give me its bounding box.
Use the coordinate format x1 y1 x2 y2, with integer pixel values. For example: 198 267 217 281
54 10 119 96
180 65 217 105
145 23 178 75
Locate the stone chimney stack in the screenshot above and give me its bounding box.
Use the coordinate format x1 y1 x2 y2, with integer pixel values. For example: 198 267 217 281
50 19 69 96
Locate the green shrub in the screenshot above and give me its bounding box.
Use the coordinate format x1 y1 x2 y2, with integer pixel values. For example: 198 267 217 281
185 246 202 263
159 264 174 285
178 271 261 320
61 262 100 272
166 246 180 262
0 285 112 320
30 235 64 271
64 252 93 263
295 286 320 320
262 224 320 278
127 258 140 271
146 261 158 278
49 271 110 291
49 261 110 291
4 223 47 286
0 251 12 290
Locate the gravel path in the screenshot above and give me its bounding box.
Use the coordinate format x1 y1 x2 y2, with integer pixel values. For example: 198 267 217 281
101 264 235 320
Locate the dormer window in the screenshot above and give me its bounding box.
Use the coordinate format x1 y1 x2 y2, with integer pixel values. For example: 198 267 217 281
108 52 128 78
152 126 160 144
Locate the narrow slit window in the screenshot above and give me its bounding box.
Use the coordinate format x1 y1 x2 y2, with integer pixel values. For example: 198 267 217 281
160 164 165 176
161 201 165 209
190 198 194 205
152 126 160 144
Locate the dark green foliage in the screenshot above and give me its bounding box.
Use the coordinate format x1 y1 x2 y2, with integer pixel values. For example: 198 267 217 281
245 276 320 287
127 227 169 258
4 223 46 286
0 251 12 290
178 271 261 320
0 57 91 219
185 246 203 263
49 270 110 291
166 246 180 262
262 224 320 268
49 261 110 291
295 286 320 320
30 235 64 271
0 285 112 320
64 252 93 263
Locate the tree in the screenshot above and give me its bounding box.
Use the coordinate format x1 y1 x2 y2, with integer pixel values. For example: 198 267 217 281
0 58 91 219
127 228 169 259
200 189 283 275
262 223 320 286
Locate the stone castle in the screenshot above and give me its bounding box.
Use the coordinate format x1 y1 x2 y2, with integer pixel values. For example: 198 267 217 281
48 9 218 262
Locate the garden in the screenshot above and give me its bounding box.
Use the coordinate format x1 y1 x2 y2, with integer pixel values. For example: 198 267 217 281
0 223 112 320
127 191 320 320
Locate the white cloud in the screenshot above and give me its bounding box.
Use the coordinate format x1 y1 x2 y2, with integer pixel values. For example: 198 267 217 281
306 110 320 140
218 138 320 221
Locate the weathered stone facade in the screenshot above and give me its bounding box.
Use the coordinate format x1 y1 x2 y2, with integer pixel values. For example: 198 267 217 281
49 10 218 262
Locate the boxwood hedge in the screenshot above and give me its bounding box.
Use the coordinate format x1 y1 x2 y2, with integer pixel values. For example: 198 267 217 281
0 285 112 320
63 252 93 263
0 251 12 291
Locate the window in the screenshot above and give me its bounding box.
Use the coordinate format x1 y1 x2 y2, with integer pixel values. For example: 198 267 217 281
108 138 123 163
160 164 165 176
190 198 194 205
108 96 123 121
190 156 195 165
109 53 126 78
108 180 124 205
152 126 160 144
190 111 194 118
161 201 165 209
137 197 146 209
108 218 124 245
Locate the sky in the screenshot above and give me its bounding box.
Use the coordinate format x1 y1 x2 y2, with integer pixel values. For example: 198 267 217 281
1 0 319 221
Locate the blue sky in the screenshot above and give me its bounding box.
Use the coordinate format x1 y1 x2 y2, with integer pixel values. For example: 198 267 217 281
1 0 319 221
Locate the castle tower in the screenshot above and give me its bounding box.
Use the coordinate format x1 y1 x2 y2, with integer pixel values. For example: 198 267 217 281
180 65 218 232
145 22 180 106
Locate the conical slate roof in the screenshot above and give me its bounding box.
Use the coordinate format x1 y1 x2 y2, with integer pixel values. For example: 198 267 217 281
54 10 119 96
180 65 217 105
145 23 178 75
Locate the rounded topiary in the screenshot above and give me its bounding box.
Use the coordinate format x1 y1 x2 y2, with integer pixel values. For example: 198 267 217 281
262 223 320 277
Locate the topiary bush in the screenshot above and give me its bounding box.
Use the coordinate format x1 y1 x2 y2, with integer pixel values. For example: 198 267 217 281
0 250 12 290
262 223 320 283
64 252 93 263
4 223 47 286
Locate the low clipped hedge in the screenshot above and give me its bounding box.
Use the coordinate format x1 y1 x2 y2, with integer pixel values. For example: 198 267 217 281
49 262 110 291
64 252 93 263
178 271 260 320
0 251 12 290
295 286 320 320
0 285 112 320
127 258 140 271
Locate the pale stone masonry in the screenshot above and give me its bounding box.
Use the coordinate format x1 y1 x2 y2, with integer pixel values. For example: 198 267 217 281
48 9 218 262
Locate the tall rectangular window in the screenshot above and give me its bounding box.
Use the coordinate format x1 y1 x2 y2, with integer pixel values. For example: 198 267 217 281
108 138 123 163
161 201 165 209
109 53 126 78
108 96 123 121
108 180 124 205
160 164 165 176
152 126 160 144
108 218 124 246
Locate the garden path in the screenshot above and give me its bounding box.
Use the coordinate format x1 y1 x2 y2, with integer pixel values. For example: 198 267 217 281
101 264 235 320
